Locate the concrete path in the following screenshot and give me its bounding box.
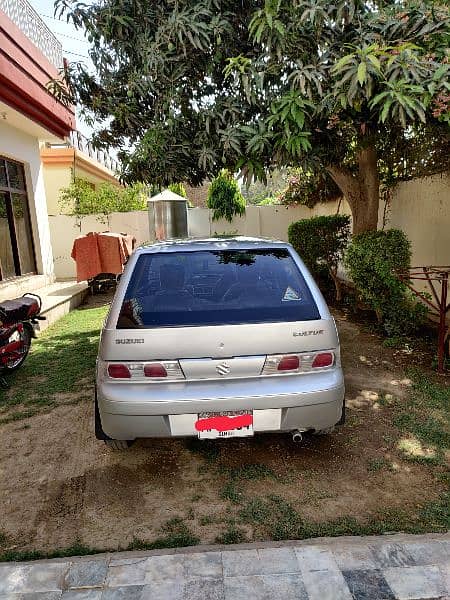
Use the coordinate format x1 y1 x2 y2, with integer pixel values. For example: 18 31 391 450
0 533 449 599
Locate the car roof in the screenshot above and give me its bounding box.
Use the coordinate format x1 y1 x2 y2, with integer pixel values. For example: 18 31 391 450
136 236 290 254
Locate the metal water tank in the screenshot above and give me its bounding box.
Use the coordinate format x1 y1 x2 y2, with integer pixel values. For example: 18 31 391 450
147 189 188 241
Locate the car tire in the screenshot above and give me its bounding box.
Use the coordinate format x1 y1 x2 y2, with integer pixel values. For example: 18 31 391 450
94 388 109 440
104 439 133 450
314 426 335 436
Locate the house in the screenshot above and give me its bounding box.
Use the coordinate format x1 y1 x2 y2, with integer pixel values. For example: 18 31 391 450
0 0 75 300
185 182 209 208
0 0 121 323
41 131 121 216
41 132 123 281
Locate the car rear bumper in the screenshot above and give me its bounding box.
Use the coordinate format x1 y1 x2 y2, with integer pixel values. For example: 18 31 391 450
97 369 345 440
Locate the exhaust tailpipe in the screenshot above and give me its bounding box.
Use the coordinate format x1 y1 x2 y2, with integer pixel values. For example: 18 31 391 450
292 430 303 443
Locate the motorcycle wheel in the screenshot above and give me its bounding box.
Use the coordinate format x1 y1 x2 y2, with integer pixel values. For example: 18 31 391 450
4 325 32 371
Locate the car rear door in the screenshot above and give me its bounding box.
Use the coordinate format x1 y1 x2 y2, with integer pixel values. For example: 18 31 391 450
100 244 340 379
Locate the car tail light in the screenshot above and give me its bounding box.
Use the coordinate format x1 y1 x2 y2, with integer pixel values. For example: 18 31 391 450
278 355 300 371
108 364 131 378
105 360 184 381
262 351 335 375
144 363 167 378
312 352 334 368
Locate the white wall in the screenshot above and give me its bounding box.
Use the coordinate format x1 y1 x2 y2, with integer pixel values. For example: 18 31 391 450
48 199 351 279
49 210 149 279
187 198 351 241
0 120 54 281
48 174 449 283
382 172 450 268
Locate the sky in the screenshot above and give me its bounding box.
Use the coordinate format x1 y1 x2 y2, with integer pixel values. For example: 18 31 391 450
30 0 95 137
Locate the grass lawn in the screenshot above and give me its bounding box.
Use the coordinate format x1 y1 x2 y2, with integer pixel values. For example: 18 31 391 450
0 302 108 424
0 298 448 560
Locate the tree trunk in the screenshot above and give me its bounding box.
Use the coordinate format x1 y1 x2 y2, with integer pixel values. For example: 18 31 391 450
329 265 342 302
326 144 380 234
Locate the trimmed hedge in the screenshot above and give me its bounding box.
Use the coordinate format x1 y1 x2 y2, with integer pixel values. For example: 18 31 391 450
288 214 351 300
345 229 427 336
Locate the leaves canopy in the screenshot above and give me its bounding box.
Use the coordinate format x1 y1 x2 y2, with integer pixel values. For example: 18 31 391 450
55 0 450 194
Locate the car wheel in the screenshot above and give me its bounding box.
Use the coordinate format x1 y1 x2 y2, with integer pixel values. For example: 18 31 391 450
104 439 133 450
314 426 335 436
94 389 109 440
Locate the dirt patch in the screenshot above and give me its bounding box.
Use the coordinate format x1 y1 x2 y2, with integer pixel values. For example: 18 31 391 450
0 307 447 554
52 380 93 405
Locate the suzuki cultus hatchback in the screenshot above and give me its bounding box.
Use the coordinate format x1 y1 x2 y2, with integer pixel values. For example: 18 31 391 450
95 237 345 449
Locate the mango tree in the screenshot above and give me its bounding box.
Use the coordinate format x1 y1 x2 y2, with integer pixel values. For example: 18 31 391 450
54 0 450 232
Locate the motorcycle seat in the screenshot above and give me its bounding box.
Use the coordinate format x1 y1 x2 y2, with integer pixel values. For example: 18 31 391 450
0 296 40 324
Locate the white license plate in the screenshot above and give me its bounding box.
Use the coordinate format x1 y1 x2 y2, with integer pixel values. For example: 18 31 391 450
196 411 254 439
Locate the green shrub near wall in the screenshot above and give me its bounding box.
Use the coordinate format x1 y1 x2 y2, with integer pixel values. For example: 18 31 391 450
168 182 195 207
288 215 351 300
168 182 187 198
59 179 148 223
345 229 427 336
207 170 246 223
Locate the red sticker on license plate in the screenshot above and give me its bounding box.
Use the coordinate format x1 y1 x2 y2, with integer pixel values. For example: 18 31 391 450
195 413 253 433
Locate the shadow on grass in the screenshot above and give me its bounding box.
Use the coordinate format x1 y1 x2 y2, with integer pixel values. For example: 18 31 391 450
0 304 108 421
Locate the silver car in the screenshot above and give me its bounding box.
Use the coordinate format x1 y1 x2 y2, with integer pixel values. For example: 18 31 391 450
95 237 345 449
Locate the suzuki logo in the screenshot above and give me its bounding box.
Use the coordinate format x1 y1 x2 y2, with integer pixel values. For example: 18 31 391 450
216 362 231 376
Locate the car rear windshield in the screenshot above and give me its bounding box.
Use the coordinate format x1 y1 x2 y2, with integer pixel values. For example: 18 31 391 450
117 248 320 328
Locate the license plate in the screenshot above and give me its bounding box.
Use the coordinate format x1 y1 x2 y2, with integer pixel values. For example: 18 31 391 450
196 411 254 439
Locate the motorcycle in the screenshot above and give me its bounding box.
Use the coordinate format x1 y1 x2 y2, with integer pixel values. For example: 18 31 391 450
0 294 45 389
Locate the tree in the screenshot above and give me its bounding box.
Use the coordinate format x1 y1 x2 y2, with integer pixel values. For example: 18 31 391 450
168 182 187 198
278 168 342 208
207 169 246 222
59 178 148 224
54 0 450 233
241 168 288 204
168 182 195 206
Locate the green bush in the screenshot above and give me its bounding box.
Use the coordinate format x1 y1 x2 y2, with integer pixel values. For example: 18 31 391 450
116 182 149 212
383 299 427 338
207 169 246 222
59 178 148 223
168 182 194 207
288 214 351 300
59 178 98 215
258 196 278 206
168 182 187 198
345 229 427 335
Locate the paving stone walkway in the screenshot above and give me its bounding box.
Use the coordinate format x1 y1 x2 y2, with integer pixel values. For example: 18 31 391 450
0 533 449 600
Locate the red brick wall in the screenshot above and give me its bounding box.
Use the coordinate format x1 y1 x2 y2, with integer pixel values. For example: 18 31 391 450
185 182 210 208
